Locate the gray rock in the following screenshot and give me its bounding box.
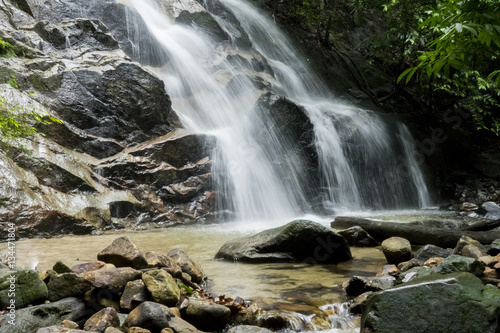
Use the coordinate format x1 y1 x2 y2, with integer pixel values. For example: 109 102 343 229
97 237 148 269
0 297 87 333
142 270 180 307
167 249 203 283
345 275 395 296
478 201 500 219
47 273 92 302
84 307 120 333
434 254 485 276
215 220 351 264
227 326 273 333
123 301 198 333
414 244 450 262
338 226 378 247
36 326 88 333
183 299 231 331
361 272 500 333
120 280 150 311
0 270 48 309
381 237 412 265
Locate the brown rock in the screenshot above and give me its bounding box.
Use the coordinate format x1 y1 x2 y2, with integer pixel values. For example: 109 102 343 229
61 320 79 329
160 329 174 333
97 236 148 269
72 261 106 274
144 252 180 270
350 291 373 314
83 267 142 292
104 328 123 333
128 328 152 333
168 248 203 283
397 258 423 272
484 267 500 279
84 307 120 333
423 257 444 268
461 244 487 260
376 265 399 277
120 280 150 310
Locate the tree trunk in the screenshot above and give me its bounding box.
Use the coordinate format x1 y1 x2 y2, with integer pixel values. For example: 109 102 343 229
331 216 500 248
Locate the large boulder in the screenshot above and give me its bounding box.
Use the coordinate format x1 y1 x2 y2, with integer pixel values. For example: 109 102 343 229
142 270 180 307
215 220 352 263
0 270 48 309
97 237 148 269
434 254 485 276
478 201 500 219
123 301 198 333
361 272 500 333
413 244 450 262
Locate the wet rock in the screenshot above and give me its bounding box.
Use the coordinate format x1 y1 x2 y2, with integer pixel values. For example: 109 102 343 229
350 291 373 314
142 270 180 307
434 254 485 276
413 244 450 262
84 307 120 333
0 270 48 309
72 261 107 275
123 301 198 333
454 236 488 256
182 299 231 331
345 275 395 296
381 237 412 265
47 273 92 302
478 201 500 219
361 272 500 333
82 267 142 292
215 220 351 264
488 239 500 255
176 10 230 42
167 249 203 283
397 266 434 284
462 244 487 260
484 267 500 279
338 226 378 247
397 258 422 272
376 264 399 277
97 237 148 270
120 280 150 311
0 297 88 333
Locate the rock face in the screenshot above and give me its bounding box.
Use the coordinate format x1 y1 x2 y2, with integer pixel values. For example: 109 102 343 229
381 237 412 265
215 220 352 263
361 272 500 333
0 4 218 235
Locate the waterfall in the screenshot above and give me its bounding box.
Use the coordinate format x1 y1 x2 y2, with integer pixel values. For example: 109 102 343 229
125 0 431 222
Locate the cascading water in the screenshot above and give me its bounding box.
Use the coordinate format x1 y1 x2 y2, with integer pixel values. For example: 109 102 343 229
125 0 431 223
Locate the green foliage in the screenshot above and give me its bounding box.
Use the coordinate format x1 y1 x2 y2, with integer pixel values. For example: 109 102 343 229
8 74 18 89
0 38 16 58
0 96 61 152
396 0 500 134
176 281 193 296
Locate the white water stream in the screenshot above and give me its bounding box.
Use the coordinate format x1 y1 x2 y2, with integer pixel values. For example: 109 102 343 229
125 0 431 223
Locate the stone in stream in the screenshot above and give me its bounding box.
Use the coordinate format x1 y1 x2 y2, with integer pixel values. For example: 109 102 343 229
381 237 412 265
97 236 148 269
226 325 273 333
83 307 120 333
215 220 352 264
142 270 180 307
0 269 48 309
182 299 231 331
123 301 198 333
478 201 500 219
361 272 500 333
338 226 378 247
